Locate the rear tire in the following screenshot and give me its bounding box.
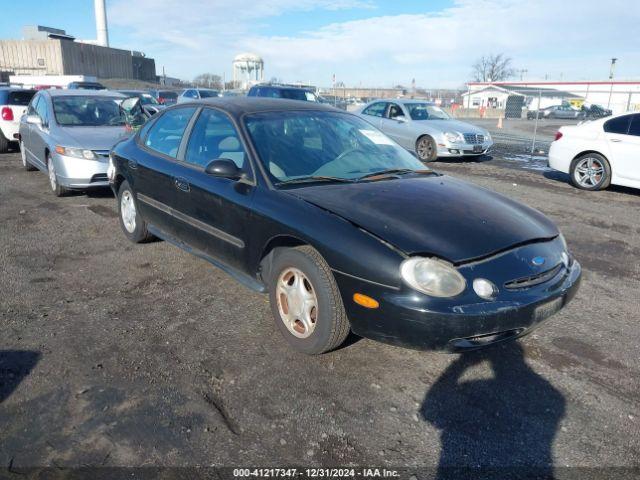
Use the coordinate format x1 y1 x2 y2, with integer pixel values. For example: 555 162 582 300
117 180 154 243
416 135 438 162
268 245 350 355
0 130 9 154
20 141 36 171
569 153 611 191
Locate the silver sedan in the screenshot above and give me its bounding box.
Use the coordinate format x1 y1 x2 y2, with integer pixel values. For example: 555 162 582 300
19 89 131 196
356 99 493 162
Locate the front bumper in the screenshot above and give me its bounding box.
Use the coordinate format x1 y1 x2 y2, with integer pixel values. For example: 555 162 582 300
437 141 493 157
52 152 110 189
334 240 581 351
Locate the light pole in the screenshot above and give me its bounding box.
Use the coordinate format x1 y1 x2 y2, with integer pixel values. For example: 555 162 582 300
609 58 618 80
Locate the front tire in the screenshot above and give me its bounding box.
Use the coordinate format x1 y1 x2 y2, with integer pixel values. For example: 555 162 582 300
268 246 350 355
570 153 611 191
47 155 68 197
416 135 438 162
20 141 36 171
117 180 154 243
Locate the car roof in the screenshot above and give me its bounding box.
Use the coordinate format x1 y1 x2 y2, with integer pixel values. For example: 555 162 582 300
364 98 435 106
251 85 312 91
171 97 339 118
0 87 35 92
46 89 126 98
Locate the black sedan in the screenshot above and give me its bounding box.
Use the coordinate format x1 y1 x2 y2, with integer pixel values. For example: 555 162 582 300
108 98 581 354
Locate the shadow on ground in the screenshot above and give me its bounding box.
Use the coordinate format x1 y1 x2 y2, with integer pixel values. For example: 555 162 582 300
0 350 40 404
421 342 565 479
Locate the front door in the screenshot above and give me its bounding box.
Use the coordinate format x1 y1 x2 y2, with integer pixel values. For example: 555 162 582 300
175 107 256 271
380 102 412 148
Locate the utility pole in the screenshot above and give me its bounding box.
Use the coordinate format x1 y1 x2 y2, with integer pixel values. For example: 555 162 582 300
609 58 618 80
519 69 528 81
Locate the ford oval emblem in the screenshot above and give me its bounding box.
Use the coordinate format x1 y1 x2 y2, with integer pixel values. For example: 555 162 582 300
531 256 546 266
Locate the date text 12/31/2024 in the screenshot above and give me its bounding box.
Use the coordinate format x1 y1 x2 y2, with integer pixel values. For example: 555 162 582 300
233 468 400 478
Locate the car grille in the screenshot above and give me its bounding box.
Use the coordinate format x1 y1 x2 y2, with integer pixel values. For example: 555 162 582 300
463 133 484 144
504 263 563 290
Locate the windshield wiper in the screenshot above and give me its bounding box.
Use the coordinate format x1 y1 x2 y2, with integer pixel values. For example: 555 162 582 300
275 176 355 186
357 168 423 181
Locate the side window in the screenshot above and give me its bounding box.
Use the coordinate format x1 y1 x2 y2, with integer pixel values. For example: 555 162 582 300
627 114 640 137
184 108 246 169
35 96 49 125
363 102 387 118
183 90 197 99
387 103 404 119
604 115 632 135
145 107 196 158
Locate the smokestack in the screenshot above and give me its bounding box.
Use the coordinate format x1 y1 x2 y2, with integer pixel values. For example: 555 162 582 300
95 0 109 47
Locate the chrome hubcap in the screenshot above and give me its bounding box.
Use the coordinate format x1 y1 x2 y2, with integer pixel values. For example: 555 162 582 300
276 267 318 338
48 158 57 190
120 190 136 233
575 157 604 187
417 138 433 159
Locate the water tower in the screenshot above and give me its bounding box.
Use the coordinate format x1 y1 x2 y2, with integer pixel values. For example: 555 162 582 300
233 53 264 90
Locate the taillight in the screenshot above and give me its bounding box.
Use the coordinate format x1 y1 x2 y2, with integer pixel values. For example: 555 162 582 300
1 107 13 121
554 131 563 141
158 97 165 104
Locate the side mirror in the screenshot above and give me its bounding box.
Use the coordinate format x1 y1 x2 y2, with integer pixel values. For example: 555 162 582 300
26 114 42 126
395 115 408 123
205 158 242 180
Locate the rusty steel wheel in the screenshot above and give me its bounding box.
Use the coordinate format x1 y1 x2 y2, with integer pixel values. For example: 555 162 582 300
276 267 318 339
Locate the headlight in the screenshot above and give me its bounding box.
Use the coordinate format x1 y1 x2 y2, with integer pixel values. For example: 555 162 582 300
484 131 492 142
400 257 466 297
55 145 97 160
444 131 463 143
559 233 568 252
107 154 116 182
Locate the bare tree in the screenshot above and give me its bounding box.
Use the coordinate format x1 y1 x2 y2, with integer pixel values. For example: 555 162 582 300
193 73 223 89
471 54 516 82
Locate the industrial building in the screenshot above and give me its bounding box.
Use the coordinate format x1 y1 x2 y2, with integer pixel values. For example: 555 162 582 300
0 0 156 83
465 81 640 115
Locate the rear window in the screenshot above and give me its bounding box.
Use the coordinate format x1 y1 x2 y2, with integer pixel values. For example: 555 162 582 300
6 90 36 106
198 90 219 98
604 115 631 135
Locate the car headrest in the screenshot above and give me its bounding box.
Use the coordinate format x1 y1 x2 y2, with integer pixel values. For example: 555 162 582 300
219 136 240 151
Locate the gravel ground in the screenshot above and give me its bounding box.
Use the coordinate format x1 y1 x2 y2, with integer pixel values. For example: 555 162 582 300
1 148 639 475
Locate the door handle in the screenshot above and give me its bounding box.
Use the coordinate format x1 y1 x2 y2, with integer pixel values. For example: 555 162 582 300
610 138 622 143
174 177 190 192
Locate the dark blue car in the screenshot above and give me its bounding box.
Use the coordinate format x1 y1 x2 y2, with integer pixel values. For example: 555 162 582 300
108 98 581 354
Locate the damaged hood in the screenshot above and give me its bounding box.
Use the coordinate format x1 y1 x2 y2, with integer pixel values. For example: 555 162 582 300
287 175 558 263
57 126 132 151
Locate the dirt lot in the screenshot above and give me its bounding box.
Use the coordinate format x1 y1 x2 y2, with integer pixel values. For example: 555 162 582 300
1 148 639 474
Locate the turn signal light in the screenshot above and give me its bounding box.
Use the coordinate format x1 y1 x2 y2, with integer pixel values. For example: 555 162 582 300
554 131 563 141
353 293 379 309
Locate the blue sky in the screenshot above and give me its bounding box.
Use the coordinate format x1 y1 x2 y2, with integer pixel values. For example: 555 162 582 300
3 0 639 87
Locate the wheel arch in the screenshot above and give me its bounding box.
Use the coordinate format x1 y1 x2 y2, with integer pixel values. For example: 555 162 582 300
257 234 309 283
572 149 609 164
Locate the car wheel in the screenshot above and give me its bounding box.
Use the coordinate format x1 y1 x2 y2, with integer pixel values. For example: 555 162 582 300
20 141 36 171
269 245 350 355
416 135 438 162
0 129 9 154
117 180 154 243
570 153 611 191
47 155 68 197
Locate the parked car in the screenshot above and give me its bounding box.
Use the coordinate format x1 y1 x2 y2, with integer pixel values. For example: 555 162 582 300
357 99 493 162
247 85 318 102
176 88 220 103
148 89 179 105
108 97 580 354
67 81 107 90
19 89 130 196
117 90 166 116
581 104 612 119
528 104 584 120
0 87 36 153
549 112 640 191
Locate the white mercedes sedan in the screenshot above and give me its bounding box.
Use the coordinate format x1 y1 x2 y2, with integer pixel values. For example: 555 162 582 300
549 112 640 191
356 100 492 162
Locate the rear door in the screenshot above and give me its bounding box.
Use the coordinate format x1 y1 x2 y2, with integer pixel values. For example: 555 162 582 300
174 107 256 271
605 114 640 181
29 94 51 169
360 102 387 129
132 106 198 237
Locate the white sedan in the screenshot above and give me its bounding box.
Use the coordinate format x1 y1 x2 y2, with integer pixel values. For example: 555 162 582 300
549 112 640 190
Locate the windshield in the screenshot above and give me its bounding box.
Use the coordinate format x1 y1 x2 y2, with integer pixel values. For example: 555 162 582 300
245 110 426 184
405 103 450 120
52 96 125 127
139 94 159 105
7 90 36 106
199 90 219 98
